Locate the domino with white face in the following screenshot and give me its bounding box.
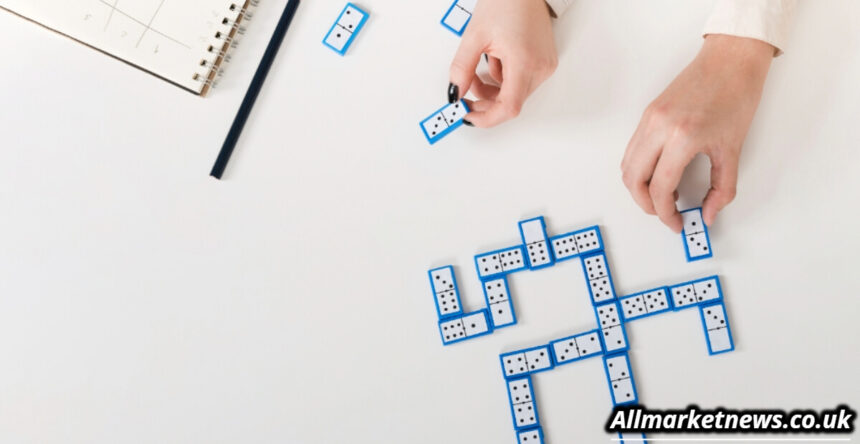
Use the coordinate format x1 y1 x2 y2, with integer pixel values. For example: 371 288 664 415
582 252 617 304
595 301 621 329
549 232 580 261
519 216 554 269
440 101 467 125
322 3 369 55
441 0 477 36
682 207 706 235
548 225 603 262
619 294 647 320
506 376 540 430
596 301 628 353
670 283 697 308
517 427 544 444
681 207 713 261
420 100 470 145
428 266 462 319
475 245 527 280
501 345 554 379
438 317 464 344
693 277 721 304
642 287 671 314
550 336 581 365
489 299 516 328
700 302 734 354
482 278 509 304
670 276 723 310
604 353 638 405
582 254 608 280
512 401 539 430
685 232 711 258
501 352 528 378
620 287 672 321
507 377 533 407
463 310 490 337
482 277 517 328
574 226 603 254
437 310 492 345
550 330 603 365
524 346 553 373
575 331 603 358
601 325 628 353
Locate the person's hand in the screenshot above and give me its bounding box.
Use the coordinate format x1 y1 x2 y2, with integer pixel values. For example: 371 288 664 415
621 35 775 232
447 0 557 128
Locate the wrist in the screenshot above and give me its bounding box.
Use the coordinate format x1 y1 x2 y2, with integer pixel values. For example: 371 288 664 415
700 34 774 79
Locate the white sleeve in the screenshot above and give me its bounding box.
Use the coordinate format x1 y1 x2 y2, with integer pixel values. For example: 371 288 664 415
703 0 797 56
545 0 574 17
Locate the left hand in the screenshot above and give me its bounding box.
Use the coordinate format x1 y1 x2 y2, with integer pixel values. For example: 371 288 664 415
621 34 775 232
447 0 558 128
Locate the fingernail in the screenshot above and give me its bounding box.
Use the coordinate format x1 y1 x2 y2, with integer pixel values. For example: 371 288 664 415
447 83 459 104
463 119 473 127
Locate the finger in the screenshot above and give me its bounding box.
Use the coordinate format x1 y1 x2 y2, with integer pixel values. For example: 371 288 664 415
464 63 532 128
621 125 663 215
449 33 486 103
674 190 679 202
702 150 740 225
469 77 500 101
649 144 695 232
487 56 503 84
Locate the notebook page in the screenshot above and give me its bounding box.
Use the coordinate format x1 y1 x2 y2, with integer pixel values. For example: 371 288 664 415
0 0 243 93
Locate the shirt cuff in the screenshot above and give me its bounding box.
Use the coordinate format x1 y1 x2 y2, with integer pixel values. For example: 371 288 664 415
545 0 573 18
703 0 797 56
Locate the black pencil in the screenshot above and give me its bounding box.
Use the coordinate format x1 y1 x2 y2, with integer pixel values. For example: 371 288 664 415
210 0 301 179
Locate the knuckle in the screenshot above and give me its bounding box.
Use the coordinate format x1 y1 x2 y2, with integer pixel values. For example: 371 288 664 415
725 186 738 201
649 180 671 200
621 170 635 188
673 119 698 141
644 102 668 122
501 102 522 119
540 55 559 74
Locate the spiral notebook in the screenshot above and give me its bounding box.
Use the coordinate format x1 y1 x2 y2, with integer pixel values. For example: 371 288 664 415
0 0 251 95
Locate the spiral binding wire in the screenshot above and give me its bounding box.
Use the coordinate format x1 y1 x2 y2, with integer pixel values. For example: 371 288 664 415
192 0 256 93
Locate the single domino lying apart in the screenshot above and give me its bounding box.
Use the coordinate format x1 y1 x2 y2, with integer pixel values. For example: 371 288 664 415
681 207 712 261
323 3 369 55
441 0 477 36
700 301 734 354
420 100 470 145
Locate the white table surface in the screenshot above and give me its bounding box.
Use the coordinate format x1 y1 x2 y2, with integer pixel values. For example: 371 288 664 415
1 1 859 443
